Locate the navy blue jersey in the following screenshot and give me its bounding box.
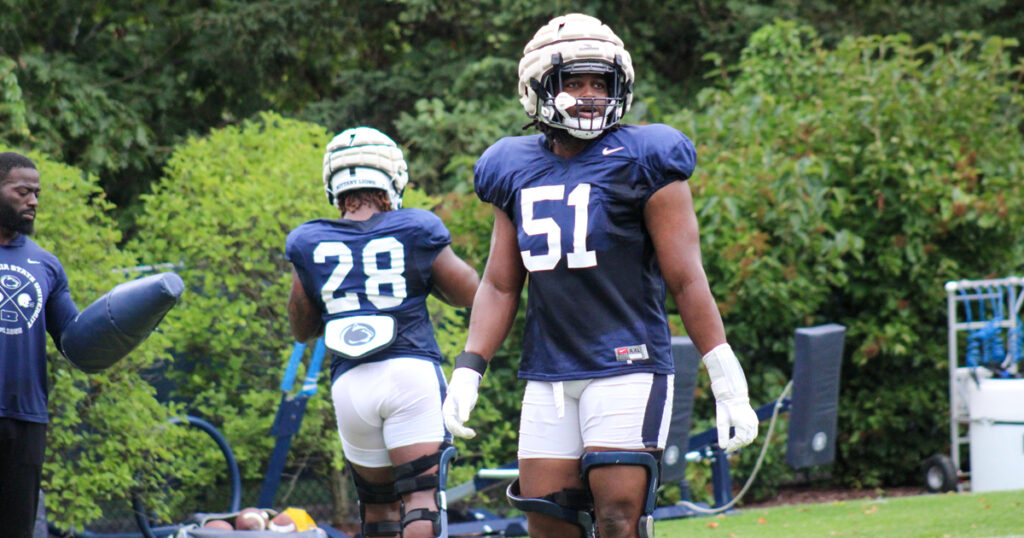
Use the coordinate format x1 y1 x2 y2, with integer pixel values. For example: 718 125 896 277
285 208 452 380
0 235 79 423
475 124 697 381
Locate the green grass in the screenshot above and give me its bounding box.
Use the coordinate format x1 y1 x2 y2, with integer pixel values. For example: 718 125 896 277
656 489 1024 537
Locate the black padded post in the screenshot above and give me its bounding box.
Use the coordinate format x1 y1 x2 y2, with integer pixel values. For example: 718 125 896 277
786 324 846 469
660 336 702 485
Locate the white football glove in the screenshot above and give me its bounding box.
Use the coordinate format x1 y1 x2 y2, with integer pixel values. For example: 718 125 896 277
702 343 759 453
443 367 482 439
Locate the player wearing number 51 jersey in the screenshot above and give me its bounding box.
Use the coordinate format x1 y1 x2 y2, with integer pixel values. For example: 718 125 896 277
474 123 695 381
442 14 758 538
286 127 478 538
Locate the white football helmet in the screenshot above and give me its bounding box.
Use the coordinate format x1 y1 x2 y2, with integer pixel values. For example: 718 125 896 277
322 127 409 210
518 13 634 139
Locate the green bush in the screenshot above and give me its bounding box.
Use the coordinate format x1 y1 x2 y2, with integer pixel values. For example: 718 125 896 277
395 96 524 194
666 21 1024 492
127 111 345 516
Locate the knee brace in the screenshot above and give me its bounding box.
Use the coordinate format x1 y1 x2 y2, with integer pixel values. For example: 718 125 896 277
349 461 403 537
581 451 660 538
506 479 595 535
348 445 457 537
394 444 457 538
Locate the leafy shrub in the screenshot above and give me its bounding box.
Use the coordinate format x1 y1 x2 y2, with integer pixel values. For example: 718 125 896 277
127 111 341 512
0 57 30 143
667 21 1024 492
395 96 523 194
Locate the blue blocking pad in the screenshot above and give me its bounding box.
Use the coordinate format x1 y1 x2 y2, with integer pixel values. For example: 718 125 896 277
786 324 846 469
61 272 184 373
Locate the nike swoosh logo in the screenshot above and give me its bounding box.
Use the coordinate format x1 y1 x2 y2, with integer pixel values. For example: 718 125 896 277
26 258 42 264
602 146 625 156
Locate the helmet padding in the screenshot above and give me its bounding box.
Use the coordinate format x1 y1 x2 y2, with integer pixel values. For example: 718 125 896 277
323 127 409 210
518 14 634 139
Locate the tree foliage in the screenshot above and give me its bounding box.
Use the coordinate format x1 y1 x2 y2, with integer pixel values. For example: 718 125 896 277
0 57 29 142
2 0 1021 211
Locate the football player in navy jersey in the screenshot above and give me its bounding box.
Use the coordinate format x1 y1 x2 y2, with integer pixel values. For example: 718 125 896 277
286 127 478 538
442 14 759 538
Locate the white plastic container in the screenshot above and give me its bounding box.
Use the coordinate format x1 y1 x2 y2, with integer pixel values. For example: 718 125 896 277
968 377 1024 492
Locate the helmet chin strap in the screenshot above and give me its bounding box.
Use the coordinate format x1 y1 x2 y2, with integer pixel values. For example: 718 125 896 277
566 126 603 140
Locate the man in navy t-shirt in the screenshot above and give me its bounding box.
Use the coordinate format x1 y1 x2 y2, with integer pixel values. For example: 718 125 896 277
0 152 80 538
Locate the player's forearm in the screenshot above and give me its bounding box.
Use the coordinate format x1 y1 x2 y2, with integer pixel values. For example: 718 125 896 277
287 303 323 343
432 247 480 308
443 265 480 309
673 280 727 356
463 280 520 359
287 273 323 343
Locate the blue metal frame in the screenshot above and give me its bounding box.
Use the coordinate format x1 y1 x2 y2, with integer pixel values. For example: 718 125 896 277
257 339 327 508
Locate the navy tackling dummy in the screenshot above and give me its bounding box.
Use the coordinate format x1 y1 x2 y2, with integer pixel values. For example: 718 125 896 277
285 128 478 538
441 13 759 538
0 152 182 538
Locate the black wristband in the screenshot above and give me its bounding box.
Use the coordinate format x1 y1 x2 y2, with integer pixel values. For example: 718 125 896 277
454 351 488 376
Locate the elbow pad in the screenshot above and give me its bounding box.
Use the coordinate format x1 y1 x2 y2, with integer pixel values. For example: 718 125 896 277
61 272 184 373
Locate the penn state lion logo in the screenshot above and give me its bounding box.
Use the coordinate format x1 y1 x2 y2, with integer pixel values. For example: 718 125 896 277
324 315 396 359
341 322 376 346
1 274 20 289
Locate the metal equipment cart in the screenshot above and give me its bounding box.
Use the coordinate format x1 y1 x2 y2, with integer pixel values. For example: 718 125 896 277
924 276 1024 493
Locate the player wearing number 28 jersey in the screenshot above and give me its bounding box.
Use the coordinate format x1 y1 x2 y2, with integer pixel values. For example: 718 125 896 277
286 127 478 538
475 123 695 381
286 208 452 380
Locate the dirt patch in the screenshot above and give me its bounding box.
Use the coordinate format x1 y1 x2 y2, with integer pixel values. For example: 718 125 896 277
741 486 930 509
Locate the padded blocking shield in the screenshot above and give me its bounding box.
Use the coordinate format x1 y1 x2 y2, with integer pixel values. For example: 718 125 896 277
786 324 846 468
61 272 184 373
660 336 702 484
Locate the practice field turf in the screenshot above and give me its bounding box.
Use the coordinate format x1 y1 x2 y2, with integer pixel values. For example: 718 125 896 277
656 489 1024 537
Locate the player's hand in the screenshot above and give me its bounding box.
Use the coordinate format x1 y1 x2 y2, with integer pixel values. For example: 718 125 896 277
443 367 482 438
702 343 759 453
714 395 758 453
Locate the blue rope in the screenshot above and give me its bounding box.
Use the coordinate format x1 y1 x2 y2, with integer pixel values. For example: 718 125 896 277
984 285 1006 364
1011 322 1024 361
960 288 981 367
959 282 1023 377
1007 285 1024 370
960 286 1008 368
